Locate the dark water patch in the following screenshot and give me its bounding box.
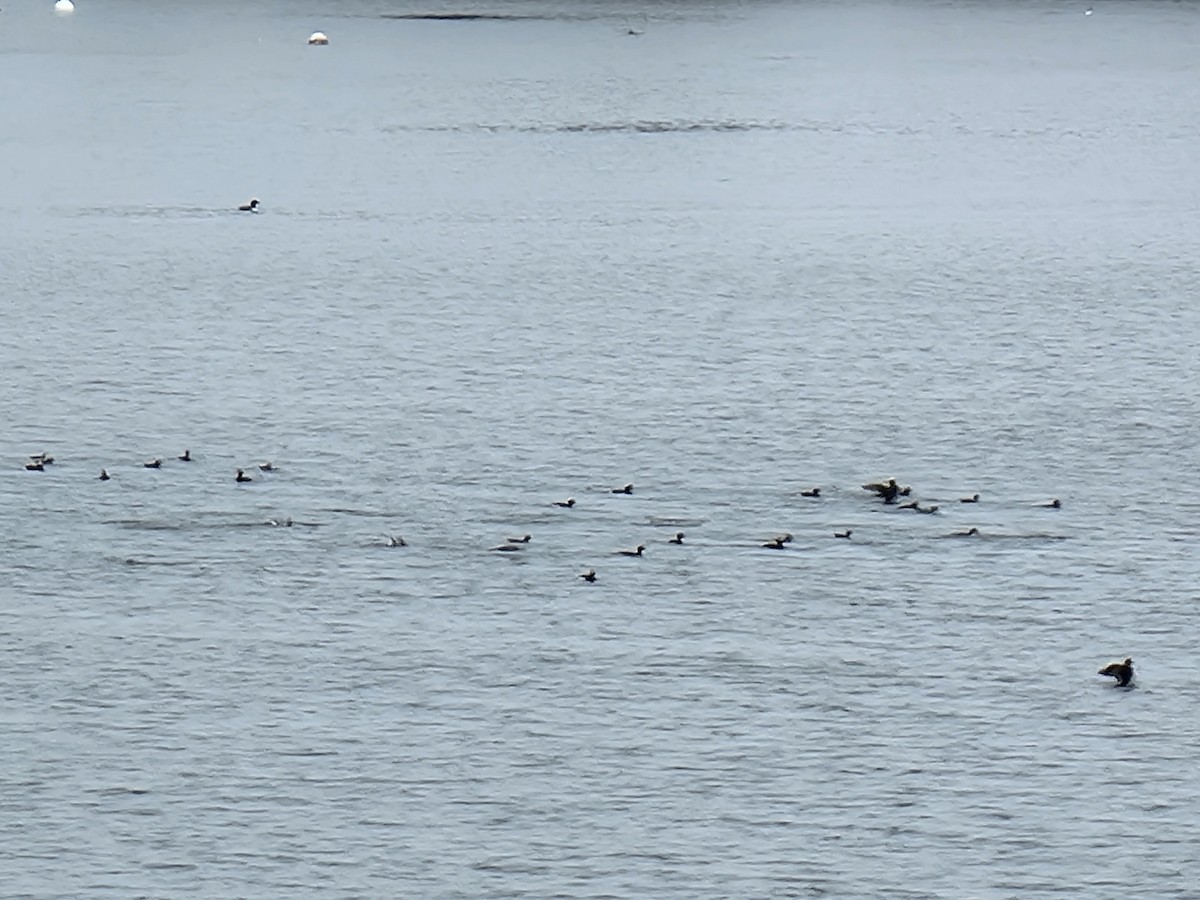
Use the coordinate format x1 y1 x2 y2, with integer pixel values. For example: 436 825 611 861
54 205 382 223
644 517 706 528
391 119 807 136
108 556 196 568
88 786 152 796
276 748 339 758
382 12 557 21
321 507 406 519
66 206 224 220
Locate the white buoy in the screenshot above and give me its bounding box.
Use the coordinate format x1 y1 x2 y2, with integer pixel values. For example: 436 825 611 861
308 31 329 45
54 0 75 12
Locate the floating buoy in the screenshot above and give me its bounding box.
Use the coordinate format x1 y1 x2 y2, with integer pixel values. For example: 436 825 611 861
308 31 329 45
54 0 74 12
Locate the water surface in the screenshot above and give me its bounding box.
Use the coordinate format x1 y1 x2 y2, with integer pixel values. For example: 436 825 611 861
2 0 1200 896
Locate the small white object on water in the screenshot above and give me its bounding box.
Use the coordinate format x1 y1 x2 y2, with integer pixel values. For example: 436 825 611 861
1084 6 1093 14
54 0 74 12
308 31 329 45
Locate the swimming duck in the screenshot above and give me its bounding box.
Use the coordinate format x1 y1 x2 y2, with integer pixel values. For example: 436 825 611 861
668 532 685 544
259 461 274 472
554 497 576 508
505 534 532 544
952 527 979 537
238 198 260 212
864 478 900 503
179 449 192 462
898 500 920 510
580 568 597 582
960 493 980 503
308 31 329 44
144 459 162 469
98 468 110 480
800 487 821 498
617 544 646 557
1040 498 1062 509
24 461 44 471
834 529 852 539
1098 657 1133 686
762 533 793 550
612 483 634 495
386 534 406 547
235 468 252 483
30 452 54 465
916 504 940 514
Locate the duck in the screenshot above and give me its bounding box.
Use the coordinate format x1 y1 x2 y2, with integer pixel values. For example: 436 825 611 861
54 0 74 12
960 493 980 503
1098 657 1133 687
178 449 192 462
268 517 294 527
24 461 44 471
834 529 852 539
612 483 634 495
617 544 646 557
554 497 576 508
144 458 162 469
917 505 940 514
951 527 979 537
505 534 532 544
580 568 597 582
259 461 274 472
308 31 329 45
98 468 110 481
898 500 920 510
1040 498 1062 509
235 468 252 483
800 487 821 498
864 478 900 503
386 534 406 547
762 533 793 550
30 452 54 465
238 198 260 212
668 532 685 544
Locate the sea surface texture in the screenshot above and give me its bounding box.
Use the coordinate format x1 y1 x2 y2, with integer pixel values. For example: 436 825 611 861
2 0 1199 896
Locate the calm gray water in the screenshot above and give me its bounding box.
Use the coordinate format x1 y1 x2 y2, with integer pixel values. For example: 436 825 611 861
3 0 1200 896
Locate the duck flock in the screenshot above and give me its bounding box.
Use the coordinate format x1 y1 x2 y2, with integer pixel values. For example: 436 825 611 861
18 451 1132 686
